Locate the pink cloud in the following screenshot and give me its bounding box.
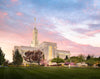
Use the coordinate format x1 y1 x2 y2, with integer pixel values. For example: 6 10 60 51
16 12 23 16
11 0 18 2
48 31 57 35
3 12 8 16
0 11 10 27
85 30 100 36
56 39 100 56
0 11 8 18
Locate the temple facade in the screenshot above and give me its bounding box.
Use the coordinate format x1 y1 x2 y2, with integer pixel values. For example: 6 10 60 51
14 26 70 65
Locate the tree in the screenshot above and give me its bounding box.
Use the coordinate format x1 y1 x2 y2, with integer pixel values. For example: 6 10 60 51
69 56 79 63
51 56 64 65
13 49 23 65
87 55 91 60
69 55 85 64
3 60 9 66
86 58 96 66
85 57 100 66
0 48 5 65
78 54 85 62
23 50 43 65
65 55 68 60
36 50 43 65
99 57 100 60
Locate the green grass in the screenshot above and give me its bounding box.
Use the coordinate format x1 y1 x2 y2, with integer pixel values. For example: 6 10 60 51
0 67 100 79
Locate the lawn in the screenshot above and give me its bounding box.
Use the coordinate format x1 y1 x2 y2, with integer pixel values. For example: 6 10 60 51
0 67 100 79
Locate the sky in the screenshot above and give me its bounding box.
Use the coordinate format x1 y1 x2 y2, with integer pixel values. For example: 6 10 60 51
0 0 100 62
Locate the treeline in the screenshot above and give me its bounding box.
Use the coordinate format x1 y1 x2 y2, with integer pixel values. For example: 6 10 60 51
66 54 100 66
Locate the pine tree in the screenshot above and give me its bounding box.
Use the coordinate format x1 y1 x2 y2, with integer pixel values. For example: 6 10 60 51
13 49 23 65
65 55 68 60
0 48 5 65
87 55 91 60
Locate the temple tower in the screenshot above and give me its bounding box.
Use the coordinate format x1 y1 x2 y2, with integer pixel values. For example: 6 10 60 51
31 18 39 47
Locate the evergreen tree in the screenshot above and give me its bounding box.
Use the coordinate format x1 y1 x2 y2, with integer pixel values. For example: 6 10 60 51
87 55 91 60
65 55 68 60
0 48 5 65
13 49 23 65
99 56 100 60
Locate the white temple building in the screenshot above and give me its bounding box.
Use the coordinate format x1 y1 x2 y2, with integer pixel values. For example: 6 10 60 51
14 25 70 65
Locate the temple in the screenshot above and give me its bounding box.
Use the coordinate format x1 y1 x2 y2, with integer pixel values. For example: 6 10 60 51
13 19 70 65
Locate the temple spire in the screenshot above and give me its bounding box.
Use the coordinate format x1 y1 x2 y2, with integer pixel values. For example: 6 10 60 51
34 17 36 29
31 17 39 47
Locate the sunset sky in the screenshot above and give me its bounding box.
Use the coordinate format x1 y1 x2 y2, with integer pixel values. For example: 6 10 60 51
0 0 100 62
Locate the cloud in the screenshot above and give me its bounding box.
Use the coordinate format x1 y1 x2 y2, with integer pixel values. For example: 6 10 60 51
11 0 18 2
90 14 100 20
73 28 100 37
16 12 23 16
85 30 100 36
0 11 8 18
73 28 90 34
3 12 8 16
88 24 100 30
